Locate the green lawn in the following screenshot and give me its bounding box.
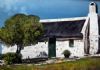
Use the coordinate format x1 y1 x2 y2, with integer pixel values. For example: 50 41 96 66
0 57 100 70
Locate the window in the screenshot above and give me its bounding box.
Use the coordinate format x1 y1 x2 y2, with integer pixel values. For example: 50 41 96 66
69 39 74 47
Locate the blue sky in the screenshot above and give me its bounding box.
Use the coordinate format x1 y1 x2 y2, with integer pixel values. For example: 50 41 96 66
0 0 100 27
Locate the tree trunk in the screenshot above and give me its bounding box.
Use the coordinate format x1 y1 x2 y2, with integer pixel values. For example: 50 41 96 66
16 44 22 54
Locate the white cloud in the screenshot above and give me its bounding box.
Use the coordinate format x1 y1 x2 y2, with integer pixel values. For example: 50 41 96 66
20 6 28 14
0 0 29 15
0 0 18 11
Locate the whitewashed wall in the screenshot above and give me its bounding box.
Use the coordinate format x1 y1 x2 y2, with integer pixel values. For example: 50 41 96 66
88 2 98 54
56 40 84 58
0 40 85 59
1 45 17 54
0 42 48 59
21 42 48 59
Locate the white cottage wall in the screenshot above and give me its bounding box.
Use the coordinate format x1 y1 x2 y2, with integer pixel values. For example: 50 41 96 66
1 42 48 59
1 45 17 54
1 40 84 59
56 40 84 58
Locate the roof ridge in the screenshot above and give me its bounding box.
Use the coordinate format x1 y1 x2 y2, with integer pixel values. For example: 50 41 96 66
40 17 86 23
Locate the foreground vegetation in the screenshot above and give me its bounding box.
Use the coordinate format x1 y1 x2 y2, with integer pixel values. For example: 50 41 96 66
0 57 100 70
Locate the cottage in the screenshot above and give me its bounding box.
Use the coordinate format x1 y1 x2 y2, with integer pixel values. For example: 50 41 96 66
0 2 100 59
39 2 100 57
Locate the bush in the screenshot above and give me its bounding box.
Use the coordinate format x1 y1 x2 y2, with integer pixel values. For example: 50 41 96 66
1 53 22 64
0 54 3 60
62 50 71 58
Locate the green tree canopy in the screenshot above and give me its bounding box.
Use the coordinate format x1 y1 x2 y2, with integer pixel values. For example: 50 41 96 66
0 14 43 54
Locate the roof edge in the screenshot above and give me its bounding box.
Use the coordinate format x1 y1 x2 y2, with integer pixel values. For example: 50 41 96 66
40 17 87 23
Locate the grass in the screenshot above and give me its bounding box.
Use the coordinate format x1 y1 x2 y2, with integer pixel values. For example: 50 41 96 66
0 64 34 70
0 57 100 70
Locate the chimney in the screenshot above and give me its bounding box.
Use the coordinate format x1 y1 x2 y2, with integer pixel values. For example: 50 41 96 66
89 2 97 13
88 2 99 54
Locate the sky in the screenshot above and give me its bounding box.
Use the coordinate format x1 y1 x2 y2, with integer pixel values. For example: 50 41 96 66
0 0 100 27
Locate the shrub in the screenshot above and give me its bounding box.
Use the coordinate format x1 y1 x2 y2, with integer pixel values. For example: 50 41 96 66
62 50 71 58
0 54 3 59
1 52 22 64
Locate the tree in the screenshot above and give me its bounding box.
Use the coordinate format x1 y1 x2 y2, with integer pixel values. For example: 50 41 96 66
0 14 43 54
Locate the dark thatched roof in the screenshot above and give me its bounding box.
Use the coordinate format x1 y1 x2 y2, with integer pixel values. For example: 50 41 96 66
41 19 85 40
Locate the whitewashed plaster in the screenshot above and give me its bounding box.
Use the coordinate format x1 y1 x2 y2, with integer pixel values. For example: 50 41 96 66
88 2 99 54
56 40 84 58
0 40 85 59
0 42 48 59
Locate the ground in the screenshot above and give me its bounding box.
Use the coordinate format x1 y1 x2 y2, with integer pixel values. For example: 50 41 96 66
0 57 100 70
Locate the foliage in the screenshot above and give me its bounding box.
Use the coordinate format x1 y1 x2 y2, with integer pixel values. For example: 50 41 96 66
62 50 71 58
0 54 3 60
0 57 100 70
1 52 22 64
0 14 43 54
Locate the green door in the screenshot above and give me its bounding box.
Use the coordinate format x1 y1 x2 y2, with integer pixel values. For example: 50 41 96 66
48 37 56 58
